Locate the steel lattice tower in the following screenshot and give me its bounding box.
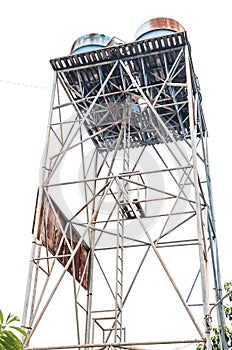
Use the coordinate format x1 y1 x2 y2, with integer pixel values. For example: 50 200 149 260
22 17 227 350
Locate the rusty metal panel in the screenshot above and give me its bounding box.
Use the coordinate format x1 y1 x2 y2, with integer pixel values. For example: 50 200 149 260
36 192 89 290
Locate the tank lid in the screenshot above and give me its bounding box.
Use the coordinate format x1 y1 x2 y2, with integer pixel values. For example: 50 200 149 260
135 17 185 40
71 33 113 54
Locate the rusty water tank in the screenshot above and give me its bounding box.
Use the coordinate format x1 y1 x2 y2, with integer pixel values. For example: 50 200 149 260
70 33 114 54
135 17 185 40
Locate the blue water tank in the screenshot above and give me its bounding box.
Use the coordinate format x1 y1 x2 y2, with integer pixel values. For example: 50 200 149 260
70 33 113 54
135 17 185 41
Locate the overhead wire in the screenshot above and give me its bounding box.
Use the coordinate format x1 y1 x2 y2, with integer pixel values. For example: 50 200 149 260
0 78 48 90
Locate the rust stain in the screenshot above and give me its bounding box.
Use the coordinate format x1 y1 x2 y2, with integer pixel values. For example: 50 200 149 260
135 17 185 40
148 17 185 32
36 194 89 290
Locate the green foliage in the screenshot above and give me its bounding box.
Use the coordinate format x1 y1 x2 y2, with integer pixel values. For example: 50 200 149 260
196 342 206 350
0 310 27 350
197 282 232 350
224 283 232 324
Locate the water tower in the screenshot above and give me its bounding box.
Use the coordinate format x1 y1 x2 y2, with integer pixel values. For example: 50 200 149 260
22 18 227 350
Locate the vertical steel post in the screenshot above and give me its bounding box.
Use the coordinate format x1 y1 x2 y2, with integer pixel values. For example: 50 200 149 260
22 187 43 331
85 228 95 345
185 44 212 350
204 138 228 350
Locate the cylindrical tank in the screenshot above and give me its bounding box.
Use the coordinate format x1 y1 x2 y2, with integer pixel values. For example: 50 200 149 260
70 33 113 54
135 17 185 40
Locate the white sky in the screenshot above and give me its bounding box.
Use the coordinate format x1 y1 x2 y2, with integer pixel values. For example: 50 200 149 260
0 0 231 340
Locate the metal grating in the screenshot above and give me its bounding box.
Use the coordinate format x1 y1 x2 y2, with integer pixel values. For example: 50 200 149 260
50 32 187 71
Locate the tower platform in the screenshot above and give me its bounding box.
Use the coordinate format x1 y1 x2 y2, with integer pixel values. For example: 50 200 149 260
50 31 206 150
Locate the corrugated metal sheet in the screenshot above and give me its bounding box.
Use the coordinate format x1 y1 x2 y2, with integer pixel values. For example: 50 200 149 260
36 193 89 290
